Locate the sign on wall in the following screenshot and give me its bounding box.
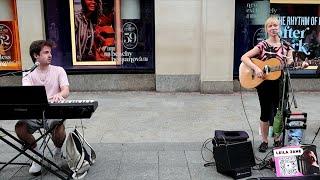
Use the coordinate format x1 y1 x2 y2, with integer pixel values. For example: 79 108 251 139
0 21 21 71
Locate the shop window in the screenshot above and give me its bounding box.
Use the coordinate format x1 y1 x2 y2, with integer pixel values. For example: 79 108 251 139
44 0 154 73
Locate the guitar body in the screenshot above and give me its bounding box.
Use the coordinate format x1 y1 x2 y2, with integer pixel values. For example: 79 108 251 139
239 58 282 89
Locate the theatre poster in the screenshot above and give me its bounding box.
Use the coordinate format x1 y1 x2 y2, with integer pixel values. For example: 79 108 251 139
0 21 21 71
271 3 320 75
234 0 320 77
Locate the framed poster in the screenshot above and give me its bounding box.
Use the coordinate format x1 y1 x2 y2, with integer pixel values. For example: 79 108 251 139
0 0 21 71
69 0 119 65
271 3 320 76
0 21 21 71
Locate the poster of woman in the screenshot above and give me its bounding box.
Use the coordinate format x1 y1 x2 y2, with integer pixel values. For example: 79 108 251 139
70 0 121 65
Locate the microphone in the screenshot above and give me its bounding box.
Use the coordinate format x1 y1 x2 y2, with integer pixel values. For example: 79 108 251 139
281 39 292 48
28 62 40 72
272 30 294 49
23 62 40 78
22 62 40 72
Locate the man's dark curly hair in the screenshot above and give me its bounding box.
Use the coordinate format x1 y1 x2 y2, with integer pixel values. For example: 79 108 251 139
29 40 55 63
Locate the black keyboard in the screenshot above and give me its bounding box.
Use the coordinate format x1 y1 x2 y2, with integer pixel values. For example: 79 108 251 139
46 100 98 119
0 100 98 120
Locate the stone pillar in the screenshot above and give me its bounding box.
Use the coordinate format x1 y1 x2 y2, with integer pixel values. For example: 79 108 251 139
200 0 235 93
155 0 201 92
16 0 46 69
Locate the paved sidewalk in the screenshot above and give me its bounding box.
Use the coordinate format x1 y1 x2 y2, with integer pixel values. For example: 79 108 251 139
1 91 320 179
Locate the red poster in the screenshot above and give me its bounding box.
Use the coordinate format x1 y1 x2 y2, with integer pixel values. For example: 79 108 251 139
70 0 121 65
0 21 21 70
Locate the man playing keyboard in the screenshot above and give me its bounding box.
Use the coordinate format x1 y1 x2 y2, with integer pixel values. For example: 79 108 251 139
15 40 70 175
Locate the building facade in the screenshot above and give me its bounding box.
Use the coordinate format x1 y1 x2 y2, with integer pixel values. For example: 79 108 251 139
0 0 319 93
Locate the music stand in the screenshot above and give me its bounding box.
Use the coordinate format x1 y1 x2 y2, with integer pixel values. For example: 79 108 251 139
0 86 48 119
0 86 71 179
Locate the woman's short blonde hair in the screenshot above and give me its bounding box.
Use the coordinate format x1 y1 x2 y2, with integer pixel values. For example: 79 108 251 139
264 16 280 33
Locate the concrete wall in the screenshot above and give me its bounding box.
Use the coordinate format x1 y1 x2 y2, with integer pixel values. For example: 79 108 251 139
155 0 201 92
69 74 155 91
155 0 235 93
16 0 46 69
200 0 235 93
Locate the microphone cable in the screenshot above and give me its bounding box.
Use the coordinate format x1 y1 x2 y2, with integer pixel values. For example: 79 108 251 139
239 82 274 166
201 137 215 167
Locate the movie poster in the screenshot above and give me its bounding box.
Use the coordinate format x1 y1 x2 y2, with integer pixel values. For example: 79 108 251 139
0 21 21 71
271 3 320 75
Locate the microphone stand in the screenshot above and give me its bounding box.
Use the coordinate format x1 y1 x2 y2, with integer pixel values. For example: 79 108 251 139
22 70 33 78
0 62 39 78
280 43 299 147
0 69 29 78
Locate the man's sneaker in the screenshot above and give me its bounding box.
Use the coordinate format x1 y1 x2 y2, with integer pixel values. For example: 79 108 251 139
258 142 268 153
29 161 42 176
53 150 63 160
52 150 66 170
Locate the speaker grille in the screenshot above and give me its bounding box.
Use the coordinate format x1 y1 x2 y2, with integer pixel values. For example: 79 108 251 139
227 141 255 169
214 141 255 171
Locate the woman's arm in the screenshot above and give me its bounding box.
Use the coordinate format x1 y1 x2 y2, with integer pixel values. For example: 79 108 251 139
286 49 294 65
241 47 265 78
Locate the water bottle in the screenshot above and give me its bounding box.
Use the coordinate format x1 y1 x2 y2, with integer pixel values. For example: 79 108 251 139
287 121 303 146
268 126 273 137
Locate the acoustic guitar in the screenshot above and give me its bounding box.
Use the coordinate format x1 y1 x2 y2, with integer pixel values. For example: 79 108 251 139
239 58 282 89
239 57 320 89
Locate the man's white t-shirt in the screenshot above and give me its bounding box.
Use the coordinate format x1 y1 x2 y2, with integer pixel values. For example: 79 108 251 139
22 65 69 99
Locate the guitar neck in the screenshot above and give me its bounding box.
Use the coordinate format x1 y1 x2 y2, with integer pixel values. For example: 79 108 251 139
294 59 320 66
268 65 282 72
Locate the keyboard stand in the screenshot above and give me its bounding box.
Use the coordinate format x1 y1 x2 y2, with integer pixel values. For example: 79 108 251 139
0 117 71 179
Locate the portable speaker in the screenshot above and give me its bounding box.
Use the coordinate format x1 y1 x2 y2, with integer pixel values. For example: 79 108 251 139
214 141 256 179
214 130 249 145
